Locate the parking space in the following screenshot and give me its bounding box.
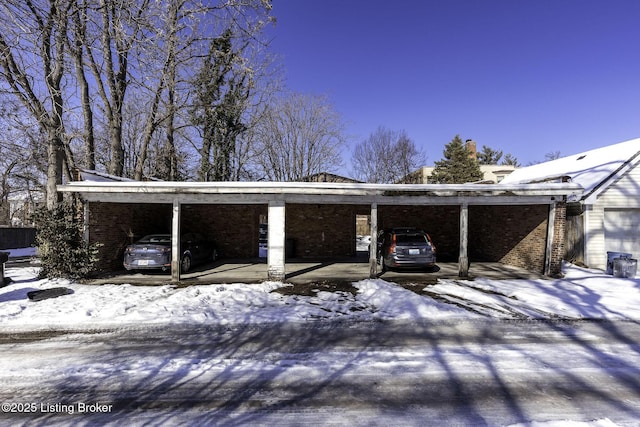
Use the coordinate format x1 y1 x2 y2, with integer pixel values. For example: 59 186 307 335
88 258 545 286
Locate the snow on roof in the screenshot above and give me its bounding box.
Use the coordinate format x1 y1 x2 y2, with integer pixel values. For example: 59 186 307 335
77 169 135 182
500 138 640 202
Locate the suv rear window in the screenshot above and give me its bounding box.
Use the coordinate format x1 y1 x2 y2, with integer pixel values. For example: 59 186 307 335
396 234 428 245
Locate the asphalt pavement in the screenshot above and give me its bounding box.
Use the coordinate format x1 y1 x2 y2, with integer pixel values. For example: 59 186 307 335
1 319 639 426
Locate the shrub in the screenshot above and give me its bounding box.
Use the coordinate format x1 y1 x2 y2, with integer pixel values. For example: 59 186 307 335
32 203 101 279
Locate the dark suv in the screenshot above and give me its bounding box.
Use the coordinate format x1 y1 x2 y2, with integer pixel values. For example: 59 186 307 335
377 227 436 271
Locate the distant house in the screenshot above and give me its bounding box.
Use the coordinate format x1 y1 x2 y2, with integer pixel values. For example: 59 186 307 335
300 172 362 183
402 139 518 184
404 164 517 184
75 168 137 183
5 191 43 227
500 138 640 270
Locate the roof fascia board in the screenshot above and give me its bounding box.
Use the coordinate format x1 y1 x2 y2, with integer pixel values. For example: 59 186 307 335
583 149 640 205
76 192 560 206
63 181 581 206
58 181 582 196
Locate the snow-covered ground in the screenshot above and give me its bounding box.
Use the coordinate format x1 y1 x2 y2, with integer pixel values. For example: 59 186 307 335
1 248 639 426
1 247 639 329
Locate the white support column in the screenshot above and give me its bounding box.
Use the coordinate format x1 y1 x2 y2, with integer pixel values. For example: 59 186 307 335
171 199 181 282
544 202 557 276
83 202 90 244
459 203 469 277
268 200 286 281
369 203 378 278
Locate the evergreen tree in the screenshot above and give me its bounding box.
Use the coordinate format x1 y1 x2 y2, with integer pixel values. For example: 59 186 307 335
32 203 101 279
477 145 503 164
191 29 250 181
430 135 484 183
501 153 520 167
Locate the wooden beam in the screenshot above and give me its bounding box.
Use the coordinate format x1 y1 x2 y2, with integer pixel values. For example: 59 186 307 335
74 192 564 207
59 181 583 207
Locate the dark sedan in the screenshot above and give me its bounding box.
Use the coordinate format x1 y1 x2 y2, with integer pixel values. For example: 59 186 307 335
124 233 218 273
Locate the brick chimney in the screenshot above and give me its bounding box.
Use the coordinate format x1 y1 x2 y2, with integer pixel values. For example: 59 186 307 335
465 139 477 159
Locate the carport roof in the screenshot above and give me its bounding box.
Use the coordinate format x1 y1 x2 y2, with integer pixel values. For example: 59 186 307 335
58 180 583 206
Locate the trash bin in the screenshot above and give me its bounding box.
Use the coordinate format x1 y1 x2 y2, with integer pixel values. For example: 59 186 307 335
606 251 632 275
613 257 638 278
258 243 267 258
0 251 9 287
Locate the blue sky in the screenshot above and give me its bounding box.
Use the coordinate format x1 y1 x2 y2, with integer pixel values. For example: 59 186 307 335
267 0 640 168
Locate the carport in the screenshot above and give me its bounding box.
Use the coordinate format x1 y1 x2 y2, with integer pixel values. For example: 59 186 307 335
58 181 582 282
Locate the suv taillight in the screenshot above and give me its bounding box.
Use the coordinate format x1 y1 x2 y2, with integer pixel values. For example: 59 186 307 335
389 234 397 254
427 234 436 253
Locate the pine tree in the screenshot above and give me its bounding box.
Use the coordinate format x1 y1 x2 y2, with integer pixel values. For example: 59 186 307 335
477 145 503 164
191 29 250 181
501 153 520 167
430 135 484 183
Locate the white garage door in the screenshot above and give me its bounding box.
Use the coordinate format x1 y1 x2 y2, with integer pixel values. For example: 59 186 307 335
604 209 640 257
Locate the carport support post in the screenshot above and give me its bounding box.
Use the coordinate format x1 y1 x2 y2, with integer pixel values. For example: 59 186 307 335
171 199 181 282
544 201 557 276
268 200 286 281
459 203 469 277
369 203 378 278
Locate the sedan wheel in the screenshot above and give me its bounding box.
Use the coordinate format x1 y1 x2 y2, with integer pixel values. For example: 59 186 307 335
180 255 192 273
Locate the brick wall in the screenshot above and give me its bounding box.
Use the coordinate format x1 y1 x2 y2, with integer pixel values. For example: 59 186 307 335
286 204 359 258
378 205 460 260
89 202 268 269
469 205 549 272
89 202 172 271
181 204 266 258
549 202 567 276
88 200 566 275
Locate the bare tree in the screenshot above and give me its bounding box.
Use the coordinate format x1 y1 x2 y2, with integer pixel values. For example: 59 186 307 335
68 0 96 170
250 93 347 181
0 0 77 209
0 0 278 197
351 126 425 183
0 101 47 224
72 0 157 177
133 0 190 181
527 150 561 166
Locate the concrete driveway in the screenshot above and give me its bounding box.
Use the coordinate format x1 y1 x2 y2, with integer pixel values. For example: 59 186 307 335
88 257 545 286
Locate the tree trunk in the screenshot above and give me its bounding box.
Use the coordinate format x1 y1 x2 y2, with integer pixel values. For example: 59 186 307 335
198 136 212 181
46 132 64 210
108 115 124 177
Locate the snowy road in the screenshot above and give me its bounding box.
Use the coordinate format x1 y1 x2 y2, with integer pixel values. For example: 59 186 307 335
1 319 639 426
